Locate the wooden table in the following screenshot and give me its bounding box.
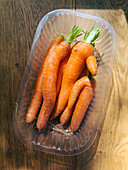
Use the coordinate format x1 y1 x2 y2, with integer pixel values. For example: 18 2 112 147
0 0 128 169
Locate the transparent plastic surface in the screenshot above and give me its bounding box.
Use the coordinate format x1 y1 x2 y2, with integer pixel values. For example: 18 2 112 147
13 9 118 156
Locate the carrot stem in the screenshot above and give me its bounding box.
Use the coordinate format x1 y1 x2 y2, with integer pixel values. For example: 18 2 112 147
88 71 94 80
97 52 105 65
83 27 101 46
66 26 82 44
59 34 65 39
83 27 101 79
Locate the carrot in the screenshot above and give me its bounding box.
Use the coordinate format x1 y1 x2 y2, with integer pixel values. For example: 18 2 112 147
36 26 83 130
60 106 73 125
56 54 70 96
70 78 96 132
26 34 64 123
60 76 92 125
68 76 92 110
86 55 97 76
50 27 100 120
56 41 78 95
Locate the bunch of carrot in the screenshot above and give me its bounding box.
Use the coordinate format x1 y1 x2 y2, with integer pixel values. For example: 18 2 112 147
26 26 101 133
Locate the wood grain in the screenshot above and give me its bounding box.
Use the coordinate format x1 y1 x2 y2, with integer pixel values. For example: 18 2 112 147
75 8 128 170
0 0 128 169
0 1 76 170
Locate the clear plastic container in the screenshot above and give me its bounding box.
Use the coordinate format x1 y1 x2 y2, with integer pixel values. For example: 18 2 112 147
13 9 118 156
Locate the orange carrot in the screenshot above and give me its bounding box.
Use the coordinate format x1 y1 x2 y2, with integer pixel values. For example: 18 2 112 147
36 26 82 130
26 34 64 123
36 41 70 130
56 54 70 96
50 28 100 120
60 106 73 125
56 41 78 95
70 78 96 132
59 67 89 125
60 76 92 125
86 55 97 76
68 76 92 110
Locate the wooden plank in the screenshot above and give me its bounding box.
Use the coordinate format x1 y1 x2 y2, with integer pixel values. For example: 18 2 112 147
75 8 128 170
0 0 76 170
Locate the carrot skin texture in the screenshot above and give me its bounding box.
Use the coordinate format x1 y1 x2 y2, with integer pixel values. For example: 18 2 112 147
60 106 73 125
36 101 50 130
50 42 94 120
56 41 79 95
70 79 96 132
70 86 93 132
68 76 92 110
36 41 70 130
56 55 69 96
86 55 97 76
26 35 64 123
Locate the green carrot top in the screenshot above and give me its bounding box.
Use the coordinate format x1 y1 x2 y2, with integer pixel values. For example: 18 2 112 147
83 27 101 79
66 25 83 44
83 27 101 47
59 34 65 39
